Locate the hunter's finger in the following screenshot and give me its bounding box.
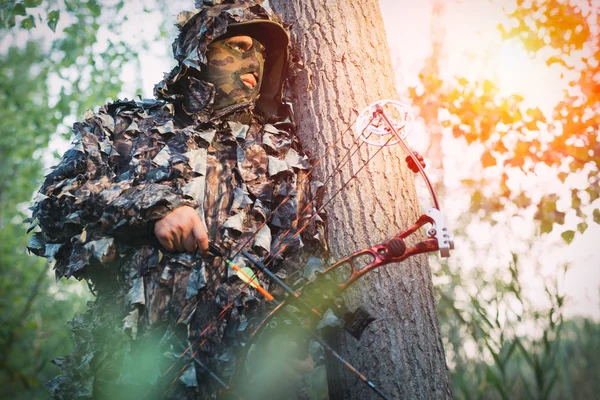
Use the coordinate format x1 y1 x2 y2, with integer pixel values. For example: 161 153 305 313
192 220 209 253
183 233 198 253
173 242 184 253
159 235 175 252
172 228 185 252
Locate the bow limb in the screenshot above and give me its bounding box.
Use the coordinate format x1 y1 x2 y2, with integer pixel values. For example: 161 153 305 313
374 103 454 256
372 102 441 211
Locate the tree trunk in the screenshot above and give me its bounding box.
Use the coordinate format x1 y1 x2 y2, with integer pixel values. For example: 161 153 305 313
270 1 452 399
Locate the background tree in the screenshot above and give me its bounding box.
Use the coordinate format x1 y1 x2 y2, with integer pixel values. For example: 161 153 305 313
271 0 452 399
0 1 161 398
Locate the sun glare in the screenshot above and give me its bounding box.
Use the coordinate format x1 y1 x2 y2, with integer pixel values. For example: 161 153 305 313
494 40 536 96
436 0 567 116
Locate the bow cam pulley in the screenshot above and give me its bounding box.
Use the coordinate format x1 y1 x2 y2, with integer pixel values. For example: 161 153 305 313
354 99 414 147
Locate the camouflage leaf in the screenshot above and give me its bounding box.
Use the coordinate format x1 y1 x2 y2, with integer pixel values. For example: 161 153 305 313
152 145 171 167
27 232 45 256
285 148 311 170
222 212 245 234
122 308 139 340
45 243 63 261
125 277 145 306
316 309 343 330
186 264 207 299
179 364 198 388
227 121 249 140
267 155 289 177
185 148 207 174
84 238 115 263
253 224 271 254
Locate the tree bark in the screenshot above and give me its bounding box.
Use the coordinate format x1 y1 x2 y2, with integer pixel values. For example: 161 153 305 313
270 1 452 399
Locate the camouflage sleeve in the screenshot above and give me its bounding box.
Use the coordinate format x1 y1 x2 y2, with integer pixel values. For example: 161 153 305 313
28 106 196 279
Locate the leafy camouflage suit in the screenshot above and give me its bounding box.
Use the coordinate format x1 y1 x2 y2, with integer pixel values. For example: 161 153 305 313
28 2 326 398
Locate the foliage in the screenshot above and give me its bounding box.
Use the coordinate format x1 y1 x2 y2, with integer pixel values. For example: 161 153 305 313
434 249 574 400
410 0 600 399
1 0 58 32
411 0 599 240
0 1 147 398
437 254 600 400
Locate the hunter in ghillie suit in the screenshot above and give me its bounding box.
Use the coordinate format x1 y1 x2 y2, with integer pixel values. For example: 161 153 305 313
28 1 328 398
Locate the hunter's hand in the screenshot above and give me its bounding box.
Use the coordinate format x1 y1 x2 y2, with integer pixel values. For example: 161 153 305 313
154 206 209 253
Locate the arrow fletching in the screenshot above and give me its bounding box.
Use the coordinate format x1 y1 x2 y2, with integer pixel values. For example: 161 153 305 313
227 260 274 301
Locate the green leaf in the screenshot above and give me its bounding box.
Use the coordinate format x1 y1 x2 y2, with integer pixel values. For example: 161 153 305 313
561 230 575 244
20 15 35 29
594 209 600 225
47 10 59 32
577 221 588 234
13 4 27 16
542 369 560 400
87 0 102 18
24 0 43 7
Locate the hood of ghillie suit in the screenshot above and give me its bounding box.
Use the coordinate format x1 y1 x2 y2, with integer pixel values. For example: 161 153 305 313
154 0 289 121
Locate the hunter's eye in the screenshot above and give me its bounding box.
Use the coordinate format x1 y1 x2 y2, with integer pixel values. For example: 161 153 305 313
226 36 253 52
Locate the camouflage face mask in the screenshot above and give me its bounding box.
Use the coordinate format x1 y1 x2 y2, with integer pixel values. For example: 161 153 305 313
203 35 266 110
